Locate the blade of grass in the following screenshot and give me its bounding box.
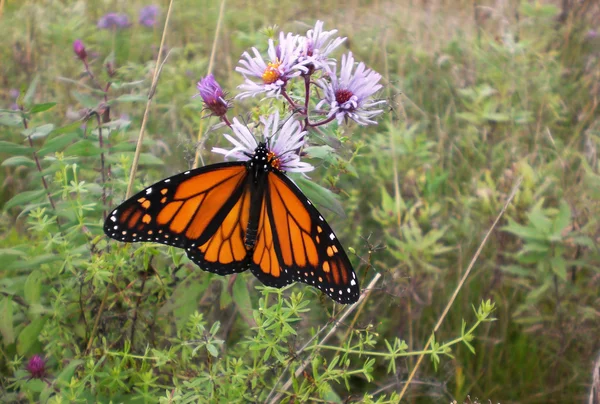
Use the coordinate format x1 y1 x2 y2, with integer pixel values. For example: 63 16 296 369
125 0 175 199
395 176 522 402
192 0 227 169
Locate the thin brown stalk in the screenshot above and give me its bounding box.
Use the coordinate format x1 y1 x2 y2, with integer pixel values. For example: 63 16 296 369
395 177 522 402
192 0 227 169
21 114 62 231
86 286 109 354
94 113 107 220
125 0 175 199
267 273 382 404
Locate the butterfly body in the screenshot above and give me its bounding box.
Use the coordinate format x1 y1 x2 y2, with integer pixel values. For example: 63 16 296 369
104 142 360 303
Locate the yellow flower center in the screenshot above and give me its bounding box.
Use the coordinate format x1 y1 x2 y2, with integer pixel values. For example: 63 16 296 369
262 60 282 84
267 151 281 170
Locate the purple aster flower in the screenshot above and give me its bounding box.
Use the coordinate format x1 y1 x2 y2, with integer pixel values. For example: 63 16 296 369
196 74 230 117
97 13 130 30
26 355 46 380
139 5 160 28
296 21 346 72
236 32 307 99
212 112 313 174
316 52 385 126
73 39 87 60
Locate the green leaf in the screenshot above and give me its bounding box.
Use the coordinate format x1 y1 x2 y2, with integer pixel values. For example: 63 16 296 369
291 175 345 218
54 121 84 135
0 140 32 155
55 359 84 386
550 256 567 281
24 270 43 305
502 218 547 242
0 113 22 127
109 80 145 90
206 344 219 357
23 76 40 107
1 156 36 168
17 317 47 355
4 189 46 211
0 297 15 344
6 254 62 272
64 140 103 157
456 112 483 125
38 132 81 156
111 94 147 104
304 145 335 160
138 153 164 166
22 123 54 140
483 112 510 122
527 206 552 234
72 91 99 109
29 102 57 114
551 200 571 238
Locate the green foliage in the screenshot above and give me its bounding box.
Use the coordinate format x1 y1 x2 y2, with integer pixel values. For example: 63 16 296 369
1 0 600 403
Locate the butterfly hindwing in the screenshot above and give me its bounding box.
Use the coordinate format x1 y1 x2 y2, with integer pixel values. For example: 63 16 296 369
250 171 360 304
104 162 251 275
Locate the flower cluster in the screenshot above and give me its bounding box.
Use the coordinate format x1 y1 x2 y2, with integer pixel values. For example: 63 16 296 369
195 20 385 173
97 6 160 30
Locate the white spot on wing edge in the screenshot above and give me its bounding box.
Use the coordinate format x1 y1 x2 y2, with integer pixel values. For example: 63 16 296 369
184 171 190 175
110 216 117 222
319 215 324 221
329 233 335 240
146 187 153 195
351 279 356 286
165 179 171 183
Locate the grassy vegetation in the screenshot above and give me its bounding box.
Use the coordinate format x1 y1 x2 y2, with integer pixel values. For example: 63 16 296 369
1 0 599 402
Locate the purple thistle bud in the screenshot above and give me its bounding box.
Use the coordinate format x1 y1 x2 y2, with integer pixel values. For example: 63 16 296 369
97 12 131 30
196 74 229 117
139 5 160 28
73 39 87 60
26 355 46 379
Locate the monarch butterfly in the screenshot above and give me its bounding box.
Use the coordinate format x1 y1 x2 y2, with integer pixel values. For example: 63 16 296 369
103 117 360 304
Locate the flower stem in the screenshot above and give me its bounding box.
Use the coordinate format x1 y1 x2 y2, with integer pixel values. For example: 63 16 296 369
307 114 336 128
20 112 62 230
94 112 107 220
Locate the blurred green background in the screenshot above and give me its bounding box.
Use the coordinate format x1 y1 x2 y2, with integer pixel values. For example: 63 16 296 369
1 0 599 402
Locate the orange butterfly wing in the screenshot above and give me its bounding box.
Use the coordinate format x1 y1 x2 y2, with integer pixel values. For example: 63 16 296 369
104 162 251 274
250 171 360 304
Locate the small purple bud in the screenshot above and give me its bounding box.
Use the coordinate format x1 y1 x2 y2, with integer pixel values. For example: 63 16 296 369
73 39 87 60
9 89 20 99
26 355 46 379
196 74 230 117
139 5 160 28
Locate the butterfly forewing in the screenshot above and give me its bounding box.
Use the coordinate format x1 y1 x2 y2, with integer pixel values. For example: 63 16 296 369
104 162 251 275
